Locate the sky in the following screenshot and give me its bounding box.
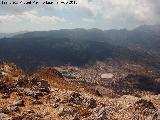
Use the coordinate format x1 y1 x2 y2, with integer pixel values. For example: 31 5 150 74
0 0 160 33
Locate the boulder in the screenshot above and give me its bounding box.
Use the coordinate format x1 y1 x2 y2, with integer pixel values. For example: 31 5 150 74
13 99 25 107
0 83 17 95
12 115 24 120
51 102 60 108
134 99 157 111
24 88 43 99
84 107 113 120
31 78 51 93
86 98 97 109
1 93 10 99
129 99 158 119
0 113 10 120
0 106 10 114
152 111 160 120
95 90 103 97
10 106 20 112
96 107 109 120
16 79 29 87
32 100 43 105
1 106 20 114
0 80 5 91
58 107 77 117
51 98 61 108
69 92 84 105
72 113 80 120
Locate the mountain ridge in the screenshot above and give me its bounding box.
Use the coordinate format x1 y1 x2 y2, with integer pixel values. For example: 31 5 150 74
12 24 160 52
0 24 160 72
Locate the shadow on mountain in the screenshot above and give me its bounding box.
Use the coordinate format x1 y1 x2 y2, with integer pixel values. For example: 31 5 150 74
109 74 160 96
0 36 159 72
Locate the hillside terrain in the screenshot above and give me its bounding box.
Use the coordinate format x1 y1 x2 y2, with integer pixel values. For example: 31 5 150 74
0 62 160 120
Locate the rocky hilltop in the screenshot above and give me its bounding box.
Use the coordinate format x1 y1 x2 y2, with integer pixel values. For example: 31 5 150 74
0 62 160 120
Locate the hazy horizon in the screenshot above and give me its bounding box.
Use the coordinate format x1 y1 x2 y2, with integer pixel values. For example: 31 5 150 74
1 24 160 34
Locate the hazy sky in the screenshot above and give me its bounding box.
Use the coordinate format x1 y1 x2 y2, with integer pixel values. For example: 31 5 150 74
0 0 160 32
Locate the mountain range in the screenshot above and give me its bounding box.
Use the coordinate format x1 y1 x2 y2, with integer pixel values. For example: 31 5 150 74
0 24 160 72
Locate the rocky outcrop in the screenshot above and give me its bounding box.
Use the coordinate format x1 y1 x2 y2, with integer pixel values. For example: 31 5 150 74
69 92 84 105
0 63 160 120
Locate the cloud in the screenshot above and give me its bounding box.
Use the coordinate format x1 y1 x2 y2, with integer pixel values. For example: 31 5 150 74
1 0 159 24
91 0 160 24
76 0 99 16
146 0 160 23
0 0 68 15
0 12 65 24
21 12 65 24
0 0 160 32
0 12 65 33
82 18 95 23
0 0 37 14
75 0 160 24
0 15 17 22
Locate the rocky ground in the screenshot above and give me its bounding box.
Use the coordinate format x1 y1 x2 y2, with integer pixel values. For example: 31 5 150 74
0 62 160 120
